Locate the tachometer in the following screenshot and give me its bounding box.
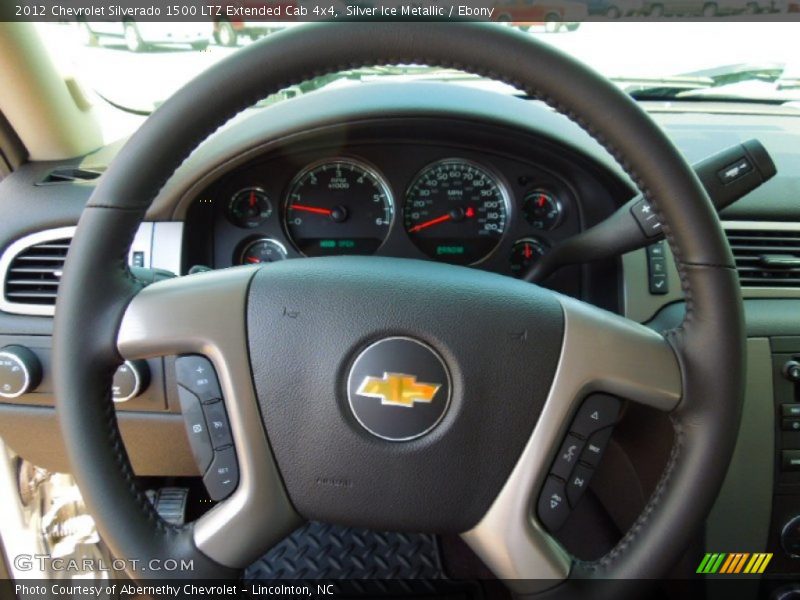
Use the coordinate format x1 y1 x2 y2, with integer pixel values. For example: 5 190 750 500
403 159 510 265
284 159 394 257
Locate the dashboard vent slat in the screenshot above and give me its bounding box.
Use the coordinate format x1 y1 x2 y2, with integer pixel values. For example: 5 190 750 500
726 226 800 288
2 236 70 306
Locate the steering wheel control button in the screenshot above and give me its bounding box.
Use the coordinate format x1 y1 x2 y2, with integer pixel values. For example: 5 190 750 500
579 427 614 468
111 360 150 403
203 446 239 501
566 463 594 508
0 345 42 399
631 198 663 238
347 337 451 442
178 386 213 474
537 476 570 533
176 355 222 403
571 394 622 438
647 241 669 295
201 400 233 450
551 434 585 480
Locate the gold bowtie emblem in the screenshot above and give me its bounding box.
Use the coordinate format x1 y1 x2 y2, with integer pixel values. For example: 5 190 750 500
356 373 441 408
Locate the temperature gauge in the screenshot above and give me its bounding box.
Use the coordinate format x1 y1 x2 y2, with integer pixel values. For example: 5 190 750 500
510 238 548 278
239 238 288 265
522 190 562 231
228 187 272 229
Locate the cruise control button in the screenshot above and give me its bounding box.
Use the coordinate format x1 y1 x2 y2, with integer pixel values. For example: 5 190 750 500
203 446 239 501
649 273 668 295
202 400 233 450
566 463 594 507
177 386 212 474
176 355 222 403
647 241 666 258
579 427 613 468
537 476 570 533
631 199 662 238
571 394 621 438
551 434 585 480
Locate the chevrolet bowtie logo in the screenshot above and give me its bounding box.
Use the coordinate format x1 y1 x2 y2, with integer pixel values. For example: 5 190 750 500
356 373 441 408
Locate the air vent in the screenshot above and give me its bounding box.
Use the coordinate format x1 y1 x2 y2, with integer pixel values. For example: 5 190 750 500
0 227 76 316
38 167 103 185
726 226 800 288
4 239 70 304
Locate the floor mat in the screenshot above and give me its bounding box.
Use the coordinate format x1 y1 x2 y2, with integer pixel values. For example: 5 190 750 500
245 521 445 580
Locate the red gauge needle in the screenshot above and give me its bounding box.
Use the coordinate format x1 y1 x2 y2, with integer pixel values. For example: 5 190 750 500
290 204 333 216
245 256 261 264
524 243 533 259
409 213 452 233
249 190 257 209
537 194 546 207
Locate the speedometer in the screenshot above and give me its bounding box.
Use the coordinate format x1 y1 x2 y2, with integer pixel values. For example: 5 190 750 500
403 159 510 265
284 158 394 257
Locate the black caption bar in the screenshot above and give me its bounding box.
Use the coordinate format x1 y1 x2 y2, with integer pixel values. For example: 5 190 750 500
2 0 800 21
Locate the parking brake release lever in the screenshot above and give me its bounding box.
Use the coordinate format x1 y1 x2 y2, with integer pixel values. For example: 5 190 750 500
523 139 776 283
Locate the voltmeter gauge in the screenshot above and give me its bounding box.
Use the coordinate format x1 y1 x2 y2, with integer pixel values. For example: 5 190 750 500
228 187 273 228
510 238 548 278
522 190 563 231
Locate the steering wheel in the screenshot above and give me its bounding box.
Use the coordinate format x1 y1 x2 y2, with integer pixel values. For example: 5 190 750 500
52 22 744 596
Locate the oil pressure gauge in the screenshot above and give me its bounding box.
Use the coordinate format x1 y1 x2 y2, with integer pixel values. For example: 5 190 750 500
522 190 563 231
227 187 273 229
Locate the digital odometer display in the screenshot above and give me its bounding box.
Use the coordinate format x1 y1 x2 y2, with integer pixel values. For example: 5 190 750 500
403 159 510 265
284 159 394 257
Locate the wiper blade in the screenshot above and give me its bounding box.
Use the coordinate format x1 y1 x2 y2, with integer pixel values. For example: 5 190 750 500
684 62 785 87
611 76 715 100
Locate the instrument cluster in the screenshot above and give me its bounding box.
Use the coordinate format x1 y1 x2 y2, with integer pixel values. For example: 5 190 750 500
186 138 590 285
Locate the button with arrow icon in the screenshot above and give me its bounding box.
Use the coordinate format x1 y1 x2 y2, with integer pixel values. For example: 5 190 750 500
538 476 570 532
571 394 621 438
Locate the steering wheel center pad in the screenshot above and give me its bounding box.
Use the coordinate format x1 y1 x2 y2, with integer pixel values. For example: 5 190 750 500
248 256 563 531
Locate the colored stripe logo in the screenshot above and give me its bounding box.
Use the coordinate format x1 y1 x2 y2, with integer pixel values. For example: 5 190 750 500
697 553 772 574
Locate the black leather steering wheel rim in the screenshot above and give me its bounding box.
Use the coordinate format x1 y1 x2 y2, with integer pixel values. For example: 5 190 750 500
52 22 745 591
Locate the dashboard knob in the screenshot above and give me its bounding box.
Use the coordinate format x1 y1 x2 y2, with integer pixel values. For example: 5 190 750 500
0 345 42 399
112 360 150 403
784 360 800 383
782 515 800 558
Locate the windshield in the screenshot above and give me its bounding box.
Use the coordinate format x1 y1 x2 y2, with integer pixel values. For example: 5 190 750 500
35 21 800 141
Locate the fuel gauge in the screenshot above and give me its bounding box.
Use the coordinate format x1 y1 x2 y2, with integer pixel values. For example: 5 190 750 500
510 238 548 278
239 238 288 265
